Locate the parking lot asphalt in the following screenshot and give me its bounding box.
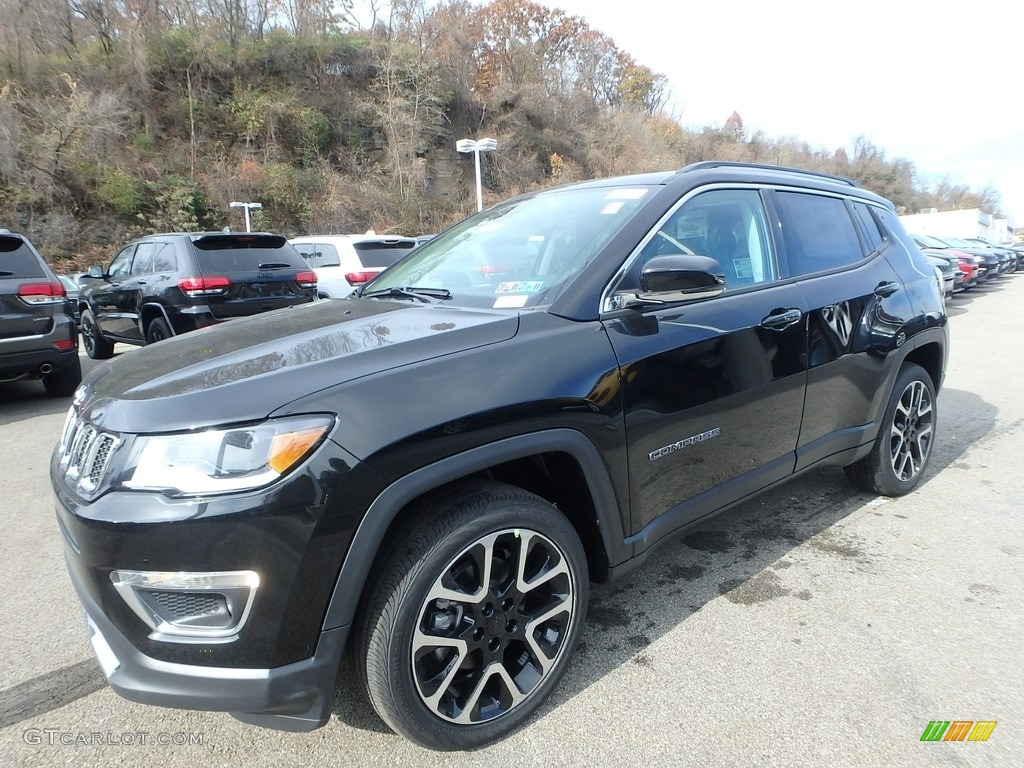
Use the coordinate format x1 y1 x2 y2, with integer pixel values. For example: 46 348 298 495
1 278 1021 767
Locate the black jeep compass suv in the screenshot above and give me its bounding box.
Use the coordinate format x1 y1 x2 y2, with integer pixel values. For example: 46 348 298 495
51 163 948 750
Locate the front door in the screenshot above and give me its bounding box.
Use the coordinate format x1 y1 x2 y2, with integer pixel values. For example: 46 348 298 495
603 188 808 541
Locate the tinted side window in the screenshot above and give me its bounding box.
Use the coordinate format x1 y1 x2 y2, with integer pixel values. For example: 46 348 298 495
108 246 135 277
131 242 156 275
874 207 924 258
774 192 863 276
152 243 177 272
852 203 884 253
314 244 342 268
639 188 777 290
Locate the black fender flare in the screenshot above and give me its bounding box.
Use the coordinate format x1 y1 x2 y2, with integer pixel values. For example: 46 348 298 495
140 302 177 337
320 428 627 631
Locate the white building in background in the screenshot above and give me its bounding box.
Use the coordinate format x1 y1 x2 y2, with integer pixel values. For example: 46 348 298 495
898 208 1011 243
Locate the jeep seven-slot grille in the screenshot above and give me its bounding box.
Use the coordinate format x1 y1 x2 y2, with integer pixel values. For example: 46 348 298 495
59 410 120 498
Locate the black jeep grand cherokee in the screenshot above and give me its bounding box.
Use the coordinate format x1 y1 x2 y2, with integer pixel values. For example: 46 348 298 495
51 163 948 750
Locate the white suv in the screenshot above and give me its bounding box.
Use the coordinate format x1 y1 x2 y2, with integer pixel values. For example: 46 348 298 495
289 234 417 298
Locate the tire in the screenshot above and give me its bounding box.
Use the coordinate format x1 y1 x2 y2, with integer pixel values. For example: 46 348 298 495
351 481 589 751
42 354 82 397
845 363 936 496
145 317 172 344
80 310 115 359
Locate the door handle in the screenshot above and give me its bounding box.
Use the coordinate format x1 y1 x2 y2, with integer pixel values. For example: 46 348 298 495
761 308 802 330
874 281 899 297
137 279 147 285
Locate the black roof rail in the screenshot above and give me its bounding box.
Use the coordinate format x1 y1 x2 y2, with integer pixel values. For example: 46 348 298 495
679 161 861 188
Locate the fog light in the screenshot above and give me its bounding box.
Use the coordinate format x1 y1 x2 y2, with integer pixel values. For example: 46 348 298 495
110 570 259 643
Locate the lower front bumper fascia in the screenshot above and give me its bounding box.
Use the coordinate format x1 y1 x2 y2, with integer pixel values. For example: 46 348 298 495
74 568 348 733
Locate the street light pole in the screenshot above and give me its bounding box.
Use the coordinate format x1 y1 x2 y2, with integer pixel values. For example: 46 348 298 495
455 138 498 212
229 201 263 232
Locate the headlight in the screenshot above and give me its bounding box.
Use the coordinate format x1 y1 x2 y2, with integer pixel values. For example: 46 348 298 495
121 415 333 495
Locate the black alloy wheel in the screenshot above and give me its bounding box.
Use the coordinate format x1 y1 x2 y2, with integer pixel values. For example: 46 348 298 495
352 481 588 751
845 363 936 496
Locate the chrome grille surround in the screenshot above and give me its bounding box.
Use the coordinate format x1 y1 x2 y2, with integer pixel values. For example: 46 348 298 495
58 408 121 499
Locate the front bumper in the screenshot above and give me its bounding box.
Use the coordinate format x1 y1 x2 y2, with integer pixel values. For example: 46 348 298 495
75 572 348 731
50 420 373 731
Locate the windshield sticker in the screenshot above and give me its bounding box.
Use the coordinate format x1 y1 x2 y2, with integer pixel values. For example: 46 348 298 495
605 189 648 200
601 202 625 215
494 295 529 308
495 281 543 294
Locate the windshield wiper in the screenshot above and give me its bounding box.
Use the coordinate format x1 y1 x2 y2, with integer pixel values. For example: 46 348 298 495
257 262 292 269
361 286 452 303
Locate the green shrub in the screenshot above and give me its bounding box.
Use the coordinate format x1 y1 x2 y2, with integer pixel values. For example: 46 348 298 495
95 169 143 216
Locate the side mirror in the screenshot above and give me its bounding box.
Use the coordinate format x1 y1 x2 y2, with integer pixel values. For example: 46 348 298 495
640 254 725 295
610 254 725 308
87 265 104 279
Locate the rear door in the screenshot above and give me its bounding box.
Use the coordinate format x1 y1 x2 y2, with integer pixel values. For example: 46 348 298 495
603 187 808 539
189 234 315 319
768 191 918 470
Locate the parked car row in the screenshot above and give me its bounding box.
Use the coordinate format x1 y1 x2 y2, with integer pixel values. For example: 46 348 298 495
910 234 1018 296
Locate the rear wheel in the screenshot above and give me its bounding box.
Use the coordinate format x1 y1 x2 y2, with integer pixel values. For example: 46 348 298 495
80 310 114 359
145 317 172 344
42 355 82 397
352 481 588 751
845 363 936 496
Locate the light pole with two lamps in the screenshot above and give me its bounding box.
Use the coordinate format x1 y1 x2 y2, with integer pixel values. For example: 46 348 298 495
230 201 263 232
455 138 498 212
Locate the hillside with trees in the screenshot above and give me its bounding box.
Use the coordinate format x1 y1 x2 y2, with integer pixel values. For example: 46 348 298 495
0 0 1004 271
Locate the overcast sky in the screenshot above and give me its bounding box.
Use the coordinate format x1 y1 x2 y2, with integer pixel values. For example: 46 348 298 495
532 0 1024 226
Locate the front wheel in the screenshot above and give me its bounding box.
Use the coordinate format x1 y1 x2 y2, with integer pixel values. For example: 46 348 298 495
352 481 589 750
845 362 936 496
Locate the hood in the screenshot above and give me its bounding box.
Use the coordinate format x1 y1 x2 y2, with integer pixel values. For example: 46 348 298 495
77 299 518 432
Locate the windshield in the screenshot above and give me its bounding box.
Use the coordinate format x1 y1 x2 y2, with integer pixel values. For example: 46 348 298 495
363 185 651 308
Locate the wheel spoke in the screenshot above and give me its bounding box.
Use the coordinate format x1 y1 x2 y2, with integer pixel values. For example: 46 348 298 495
412 629 467 706
451 663 527 725
524 598 572 674
516 530 570 590
424 537 495 605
